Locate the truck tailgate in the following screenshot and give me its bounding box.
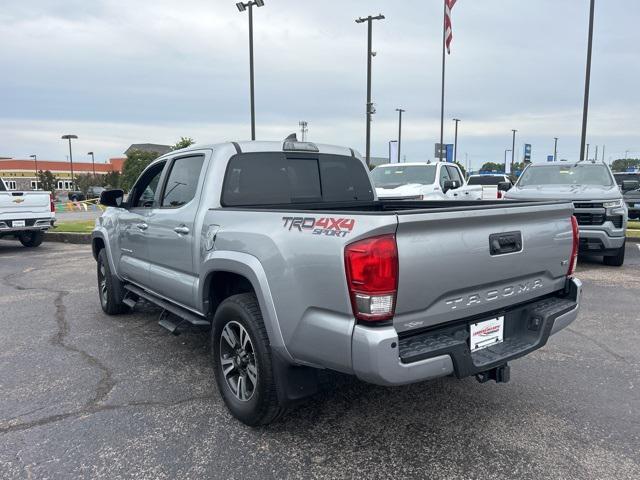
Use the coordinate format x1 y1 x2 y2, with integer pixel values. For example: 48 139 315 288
0 192 51 217
393 201 574 333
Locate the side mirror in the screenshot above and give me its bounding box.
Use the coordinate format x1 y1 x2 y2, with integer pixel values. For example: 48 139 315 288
100 189 125 208
443 180 460 193
498 182 512 192
622 180 639 191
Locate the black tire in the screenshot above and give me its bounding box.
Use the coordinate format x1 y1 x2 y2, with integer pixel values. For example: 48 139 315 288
18 231 44 248
97 249 129 314
211 293 285 426
603 241 626 267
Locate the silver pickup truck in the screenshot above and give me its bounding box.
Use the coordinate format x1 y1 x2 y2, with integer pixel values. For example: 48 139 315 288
504 162 627 266
92 139 582 425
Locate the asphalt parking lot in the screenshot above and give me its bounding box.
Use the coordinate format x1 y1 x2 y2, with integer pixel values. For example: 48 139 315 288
1 241 639 479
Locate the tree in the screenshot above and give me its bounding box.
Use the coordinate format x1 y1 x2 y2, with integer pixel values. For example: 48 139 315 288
37 170 57 194
480 162 505 173
454 161 467 178
173 137 196 150
102 171 121 189
121 150 159 191
611 158 640 172
74 173 94 196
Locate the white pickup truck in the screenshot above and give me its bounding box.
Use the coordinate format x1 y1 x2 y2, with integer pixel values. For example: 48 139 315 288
0 179 55 247
466 174 513 200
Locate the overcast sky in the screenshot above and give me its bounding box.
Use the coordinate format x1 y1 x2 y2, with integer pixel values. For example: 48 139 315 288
1 0 639 169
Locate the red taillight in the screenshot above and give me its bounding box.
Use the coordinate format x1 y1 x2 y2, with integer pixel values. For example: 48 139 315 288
568 216 579 276
50 194 56 212
345 234 398 322
497 191 503 199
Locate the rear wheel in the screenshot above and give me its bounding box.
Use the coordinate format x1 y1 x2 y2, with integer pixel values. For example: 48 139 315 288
211 293 284 426
97 249 128 314
603 241 626 267
19 231 44 248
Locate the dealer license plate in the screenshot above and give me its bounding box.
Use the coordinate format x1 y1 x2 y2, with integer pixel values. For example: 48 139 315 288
12 220 26 227
470 316 504 352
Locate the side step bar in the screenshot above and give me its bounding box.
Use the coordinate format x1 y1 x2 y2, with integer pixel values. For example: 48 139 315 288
123 284 211 333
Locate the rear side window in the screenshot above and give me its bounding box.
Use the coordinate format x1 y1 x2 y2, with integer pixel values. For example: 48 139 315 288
161 155 205 207
221 153 374 206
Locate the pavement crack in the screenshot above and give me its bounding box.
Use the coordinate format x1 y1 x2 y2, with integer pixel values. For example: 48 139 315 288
1 269 116 413
0 395 215 435
566 327 628 362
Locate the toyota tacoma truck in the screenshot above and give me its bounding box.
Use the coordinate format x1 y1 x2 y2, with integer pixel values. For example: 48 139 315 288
504 161 627 266
0 178 55 247
92 139 582 426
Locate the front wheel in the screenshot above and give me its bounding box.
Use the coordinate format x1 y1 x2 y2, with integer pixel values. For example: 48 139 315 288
603 242 626 267
211 293 284 426
97 249 129 314
19 231 44 248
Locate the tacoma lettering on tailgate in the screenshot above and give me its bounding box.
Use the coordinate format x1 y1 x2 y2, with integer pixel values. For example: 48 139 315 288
282 217 355 238
444 279 544 311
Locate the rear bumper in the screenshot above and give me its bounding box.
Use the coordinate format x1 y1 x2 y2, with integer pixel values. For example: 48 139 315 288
0 218 53 234
351 278 582 386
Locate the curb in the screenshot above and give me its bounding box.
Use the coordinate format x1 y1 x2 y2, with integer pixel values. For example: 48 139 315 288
46 232 92 245
627 236 640 244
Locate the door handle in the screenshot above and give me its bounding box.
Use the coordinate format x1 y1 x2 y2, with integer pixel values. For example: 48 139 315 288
136 223 148 231
174 226 190 235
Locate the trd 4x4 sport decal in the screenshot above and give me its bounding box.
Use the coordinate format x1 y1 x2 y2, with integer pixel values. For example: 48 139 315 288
282 217 356 238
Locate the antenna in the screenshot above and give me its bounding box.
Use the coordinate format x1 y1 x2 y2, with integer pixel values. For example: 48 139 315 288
299 121 308 142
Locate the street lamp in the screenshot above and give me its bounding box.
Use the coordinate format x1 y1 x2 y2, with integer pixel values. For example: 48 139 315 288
356 13 385 167
580 0 596 161
88 151 96 177
29 154 38 185
396 108 405 164
504 149 512 174
453 119 461 164
61 135 78 189
511 129 517 174
236 0 265 141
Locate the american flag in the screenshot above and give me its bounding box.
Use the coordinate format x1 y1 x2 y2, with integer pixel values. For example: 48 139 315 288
445 0 457 54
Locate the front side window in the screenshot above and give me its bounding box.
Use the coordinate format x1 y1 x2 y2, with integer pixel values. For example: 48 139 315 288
130 162 166 208
161 156 205 208
446 166 463 184
518 164 614 187
439 165 451 188
371 165 436 188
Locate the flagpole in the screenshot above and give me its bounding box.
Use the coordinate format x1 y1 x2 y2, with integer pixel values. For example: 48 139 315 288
439 0 446 161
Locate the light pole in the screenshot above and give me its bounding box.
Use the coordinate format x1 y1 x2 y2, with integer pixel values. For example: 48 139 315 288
595 145 599 162
29 154 38 185
61 135 78 189
586 143 590 161
453 118 461 164
356 13 385 167
396 108 405 164
88 151 96 177
236 0 265 141
511 129 517 174
553 137 558 162
504 149 512 174
580 0 596 161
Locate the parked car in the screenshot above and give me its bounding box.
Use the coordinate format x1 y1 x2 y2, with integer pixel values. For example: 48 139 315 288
504 161 627 266
613 173 640 220
67 191 85 202
93 139 581 426
371 162 479 200
87 186 106 200
466 174 512 200
0 178 55 247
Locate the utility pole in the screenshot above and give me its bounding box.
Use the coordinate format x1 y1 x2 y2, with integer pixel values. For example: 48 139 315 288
553 137 558 162
586 143 590 161
511 129 517 174
299 121 308 142
236 0 265 141
453 118 461 164
356 13 385 167
580 0 596 161
396 108 405 164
